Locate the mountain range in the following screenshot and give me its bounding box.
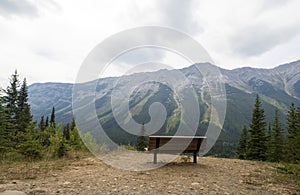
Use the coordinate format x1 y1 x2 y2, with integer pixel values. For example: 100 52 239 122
28 59 300 157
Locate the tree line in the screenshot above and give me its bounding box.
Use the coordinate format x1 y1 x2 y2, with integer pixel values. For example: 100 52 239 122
237 95 300 164
0 71 94 161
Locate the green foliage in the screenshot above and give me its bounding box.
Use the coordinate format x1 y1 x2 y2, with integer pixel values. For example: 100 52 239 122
0 71 89 162
118 144 136 151
39 116 46 131
50 106 56 128
287 103 298 139
5 70 19 121
180 155 192 163
276 163 300 184
285 104 300 163
17 78 32 132
69 126 84 149
48 124 68 158
63 123 71 140
18 125 42 160
266 109 284 162
81 132 98 153
247 95 267 161
236 125 248 159
136 123 147 151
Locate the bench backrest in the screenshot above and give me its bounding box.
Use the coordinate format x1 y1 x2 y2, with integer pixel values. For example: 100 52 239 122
148 136 207 153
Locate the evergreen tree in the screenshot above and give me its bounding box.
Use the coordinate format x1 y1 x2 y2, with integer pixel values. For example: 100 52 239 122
265 122 272 160
49 124 68 158
136 122 147 151
247 95 267 160
267 109 283 162
236 125 248 159
17 78 32 132
50 106 56 128
5 70 19 120
45 116 49 127
287 103 297 139
71 117 76 130
285 103 300 163
39 116 46 131
69 126 84 150
63 123 71 141
18 124 42 160
0 95 11 155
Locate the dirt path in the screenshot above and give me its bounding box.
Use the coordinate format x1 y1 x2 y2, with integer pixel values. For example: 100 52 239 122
0 156 297 194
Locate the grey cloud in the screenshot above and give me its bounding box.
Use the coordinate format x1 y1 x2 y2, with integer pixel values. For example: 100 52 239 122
261 0 291 10
229 24 300 57
0 0 61 18
158 0 203 35
0 0 38 18
35 48 64 62
115 48 166 65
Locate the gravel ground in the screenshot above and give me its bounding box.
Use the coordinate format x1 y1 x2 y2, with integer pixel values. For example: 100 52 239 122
0 156 298 194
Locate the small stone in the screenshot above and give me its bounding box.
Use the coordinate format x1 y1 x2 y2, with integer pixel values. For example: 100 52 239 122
63 181 71 185
31 188 46 194
191 182 200 186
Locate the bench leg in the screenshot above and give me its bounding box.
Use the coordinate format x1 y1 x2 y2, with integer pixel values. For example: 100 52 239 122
154 151 158 164
193 153 197 164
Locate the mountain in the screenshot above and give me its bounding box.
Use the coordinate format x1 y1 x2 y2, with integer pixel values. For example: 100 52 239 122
28 60 300 157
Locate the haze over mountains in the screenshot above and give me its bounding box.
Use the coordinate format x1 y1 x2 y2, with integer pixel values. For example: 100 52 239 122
28 60 300 157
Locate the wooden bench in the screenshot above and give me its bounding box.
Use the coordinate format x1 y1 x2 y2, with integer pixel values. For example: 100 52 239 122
148 136 207 164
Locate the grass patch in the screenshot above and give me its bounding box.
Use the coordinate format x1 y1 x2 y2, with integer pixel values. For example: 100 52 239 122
275 163 300 191
0 150 92 181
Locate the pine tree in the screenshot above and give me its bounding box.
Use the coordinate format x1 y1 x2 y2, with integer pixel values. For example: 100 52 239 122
49 124 67 158
45 116 49 127
39 116 46 131
267 109 283 162
0 95 11 155
287 103 297 139
18 124 42 160
265 122 272 160
50 106 56 128
71 117 76 130
5 70 19 122
294 108 300 162
236 125 248 159
63 123 71 141
17 78 32 132
285 103 300 163
136 122 147 151
247 95 267 160
69 126 83 150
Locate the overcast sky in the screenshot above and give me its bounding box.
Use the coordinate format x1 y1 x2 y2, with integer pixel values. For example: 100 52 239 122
1 0 300 87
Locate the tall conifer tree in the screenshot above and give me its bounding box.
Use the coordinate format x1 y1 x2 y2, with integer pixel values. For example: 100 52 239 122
17 78 32 132
50 106 56 128
267 109 283 162
247 95 267 160
237 125 248 159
